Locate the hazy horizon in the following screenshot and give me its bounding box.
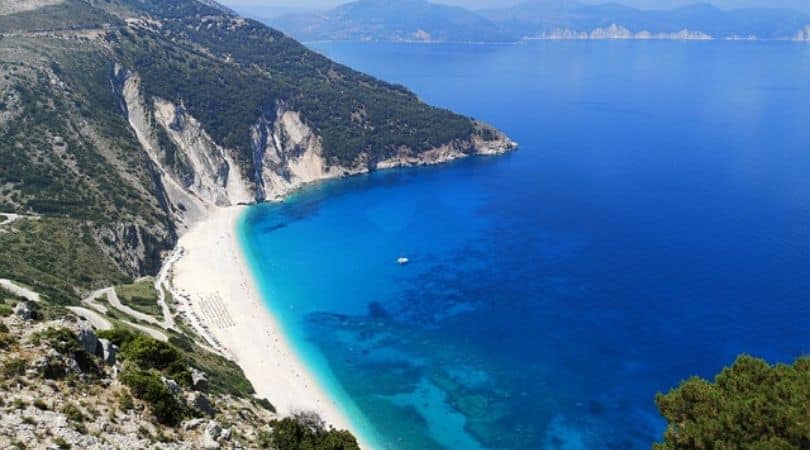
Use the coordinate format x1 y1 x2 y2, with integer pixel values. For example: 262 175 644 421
220 0 810 17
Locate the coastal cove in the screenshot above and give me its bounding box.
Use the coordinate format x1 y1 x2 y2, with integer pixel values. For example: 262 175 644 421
192 40 809 450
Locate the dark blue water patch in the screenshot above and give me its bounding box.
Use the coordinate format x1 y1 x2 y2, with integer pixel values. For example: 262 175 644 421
242 40 810 449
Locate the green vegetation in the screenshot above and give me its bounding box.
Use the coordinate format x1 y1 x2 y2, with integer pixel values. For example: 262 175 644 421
30 327 80 353
120 367 188 426
30 327 99 377
104 327 255 398
258 416 360 450
0 218 129 304
115 279 161 317
60 402 86 424
106 327 255 424
0 0 120 33
1 357 26 379
655 355 810 449
112 331 190 424
115 0 485 166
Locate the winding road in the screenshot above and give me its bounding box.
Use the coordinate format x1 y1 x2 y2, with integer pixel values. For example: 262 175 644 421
0 279 42 302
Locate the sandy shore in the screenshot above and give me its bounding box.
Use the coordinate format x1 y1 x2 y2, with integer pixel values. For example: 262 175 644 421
169 206 369 447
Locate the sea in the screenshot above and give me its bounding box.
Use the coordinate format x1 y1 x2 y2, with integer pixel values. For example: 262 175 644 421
238 40 810 449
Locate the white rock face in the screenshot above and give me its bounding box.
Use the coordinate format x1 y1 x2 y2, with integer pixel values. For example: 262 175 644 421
528 25 713 41
117 65 210 230
116 65 255 231
153 99 253 207
116 65 516 231
795 26 810 41
253 107 366 201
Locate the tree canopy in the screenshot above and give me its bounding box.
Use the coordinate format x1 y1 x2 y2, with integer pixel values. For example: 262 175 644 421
655 355 810 449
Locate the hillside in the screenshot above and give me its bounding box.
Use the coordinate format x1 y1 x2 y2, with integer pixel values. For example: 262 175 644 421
480 1 810 40
0 1 515 446
267 0 511 43
268 0 810 42
0 0 515 303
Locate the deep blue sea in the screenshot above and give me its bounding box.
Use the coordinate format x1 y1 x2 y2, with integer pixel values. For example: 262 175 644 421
239 41 810 449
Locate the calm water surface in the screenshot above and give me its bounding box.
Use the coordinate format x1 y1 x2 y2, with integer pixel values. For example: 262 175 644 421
240 41 810 449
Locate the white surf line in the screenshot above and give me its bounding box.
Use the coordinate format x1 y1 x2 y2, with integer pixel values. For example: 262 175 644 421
154 247 181 330
122 320 169 342
0 279 42 302
67 306 114 331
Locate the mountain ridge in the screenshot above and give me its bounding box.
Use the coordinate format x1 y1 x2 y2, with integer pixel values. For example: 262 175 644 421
0 0 514 302
267 0 810 42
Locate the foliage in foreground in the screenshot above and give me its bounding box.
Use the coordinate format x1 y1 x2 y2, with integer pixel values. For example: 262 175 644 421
258 415 360 450
655 355 810 449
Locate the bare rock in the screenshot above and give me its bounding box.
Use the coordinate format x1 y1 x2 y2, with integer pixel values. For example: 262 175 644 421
187 392 215 416
182 418 206 430
97 338 118 365
202 420 222 449
161 376 181 396
14 302 32 320
78 325 98 355
191 368 209 392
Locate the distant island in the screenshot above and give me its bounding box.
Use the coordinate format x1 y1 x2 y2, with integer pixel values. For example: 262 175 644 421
266 0 810 43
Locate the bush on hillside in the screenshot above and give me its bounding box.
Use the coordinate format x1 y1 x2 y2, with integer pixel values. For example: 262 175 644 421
260 415 360 450
120 367 187 426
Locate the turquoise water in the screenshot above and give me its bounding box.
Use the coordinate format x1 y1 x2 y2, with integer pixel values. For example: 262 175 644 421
239 41 810 449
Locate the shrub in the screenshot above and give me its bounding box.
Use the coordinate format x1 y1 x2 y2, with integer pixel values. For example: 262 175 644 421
655 355 810 449
2 357 26 379
0 322 8 332
0 332 15 349
30 327 79 354
120 367 186 426
264 416 360 450
118 391 134 411
61 402 85 424
54 437 71 449
96 327 136 347
0 305 11 317
33 398 49 410
253 397 276 414
119 334 182 371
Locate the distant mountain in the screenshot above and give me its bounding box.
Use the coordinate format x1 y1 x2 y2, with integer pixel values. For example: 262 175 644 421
479 1 810 40
269 0 810 43
267 0 512 43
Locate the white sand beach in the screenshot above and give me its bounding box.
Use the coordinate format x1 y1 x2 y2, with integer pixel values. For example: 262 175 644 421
169 206 369 448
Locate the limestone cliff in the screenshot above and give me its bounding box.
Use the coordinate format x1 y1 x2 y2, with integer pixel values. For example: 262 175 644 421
116 67 516 224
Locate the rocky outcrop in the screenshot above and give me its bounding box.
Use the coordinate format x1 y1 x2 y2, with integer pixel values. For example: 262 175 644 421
528 25 713 40
251 106 368 201
795 26 810 41
14 303 32 321
114 67 515 234
251 105 517 201
152 99 254 207
191 368 209 392
113 65 217 231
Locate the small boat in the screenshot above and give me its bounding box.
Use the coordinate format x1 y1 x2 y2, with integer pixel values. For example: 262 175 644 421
397 257 410 265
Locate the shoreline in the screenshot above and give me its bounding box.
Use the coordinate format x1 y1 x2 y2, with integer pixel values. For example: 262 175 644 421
168 206 373 449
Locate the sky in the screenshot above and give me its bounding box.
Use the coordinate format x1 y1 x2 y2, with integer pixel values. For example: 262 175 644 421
219 0 810 16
